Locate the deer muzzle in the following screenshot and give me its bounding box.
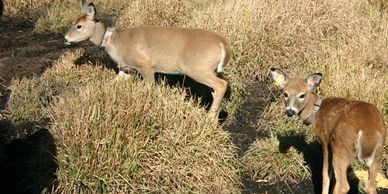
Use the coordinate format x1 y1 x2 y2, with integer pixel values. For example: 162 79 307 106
285 107 298 117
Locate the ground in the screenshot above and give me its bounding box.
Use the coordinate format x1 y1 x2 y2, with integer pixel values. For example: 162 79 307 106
0 15 387 194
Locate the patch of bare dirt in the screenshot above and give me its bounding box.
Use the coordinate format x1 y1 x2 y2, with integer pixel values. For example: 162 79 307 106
0 16 67 111
225 80 273 155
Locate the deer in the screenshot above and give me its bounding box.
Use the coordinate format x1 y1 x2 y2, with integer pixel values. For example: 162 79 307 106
270 68 386 194
64 0 231 119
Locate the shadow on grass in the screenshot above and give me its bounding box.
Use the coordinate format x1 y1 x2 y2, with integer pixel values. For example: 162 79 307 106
156 73 232 121
277 133 388 194
0 120 57 194
74 50 232 122
73 45 120 73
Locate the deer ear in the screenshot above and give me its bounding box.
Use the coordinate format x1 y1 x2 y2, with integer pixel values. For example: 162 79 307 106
306 73 322 89
86 3 96 20
81 0 88 13
270 68 288 88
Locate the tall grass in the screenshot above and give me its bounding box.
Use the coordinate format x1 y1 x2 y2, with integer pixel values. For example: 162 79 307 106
51 80 240 193
10 50 241 193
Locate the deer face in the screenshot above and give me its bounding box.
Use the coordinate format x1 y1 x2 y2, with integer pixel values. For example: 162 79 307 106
64 1 97 45
270 68 322 117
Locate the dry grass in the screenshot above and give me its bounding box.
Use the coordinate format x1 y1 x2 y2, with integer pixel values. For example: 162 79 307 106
9 50 241 193
3 0 128 32
242 137 311 182
8 49 115 122
52 80 240 193
4 0 388 191
115 0 213 27
3 0 52 17
35 0 128 32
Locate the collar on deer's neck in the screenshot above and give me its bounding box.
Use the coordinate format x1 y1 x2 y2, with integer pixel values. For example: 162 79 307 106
302 95 322 126
98 27 115 48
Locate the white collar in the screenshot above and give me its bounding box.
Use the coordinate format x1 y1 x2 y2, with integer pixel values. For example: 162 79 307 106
99 27 115 48
303 96 322 126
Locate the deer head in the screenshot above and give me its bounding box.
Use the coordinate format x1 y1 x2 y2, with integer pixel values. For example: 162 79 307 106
64 0 100 45
270 68 322 118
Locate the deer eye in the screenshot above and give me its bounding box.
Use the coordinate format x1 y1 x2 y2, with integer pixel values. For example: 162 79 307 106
299 93 306 99
284 93 288 98
76 25 83 30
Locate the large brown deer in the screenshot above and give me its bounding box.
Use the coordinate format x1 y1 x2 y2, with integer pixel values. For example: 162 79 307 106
270 68 386 194
64 1 231 119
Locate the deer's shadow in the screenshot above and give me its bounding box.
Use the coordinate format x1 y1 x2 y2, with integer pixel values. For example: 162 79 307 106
74 51 232 122
277 133 371 194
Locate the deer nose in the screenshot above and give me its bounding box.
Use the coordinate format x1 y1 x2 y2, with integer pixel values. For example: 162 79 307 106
64 40 71 46
285 109 296 117
64 35 71 45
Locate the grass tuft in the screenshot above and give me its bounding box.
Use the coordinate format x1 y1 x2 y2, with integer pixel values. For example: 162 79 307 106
9 50 241 193
8 49 115 122
242 137 311 182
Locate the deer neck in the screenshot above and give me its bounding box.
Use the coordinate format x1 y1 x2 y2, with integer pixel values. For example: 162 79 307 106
89 22 108 47
300 93 322 126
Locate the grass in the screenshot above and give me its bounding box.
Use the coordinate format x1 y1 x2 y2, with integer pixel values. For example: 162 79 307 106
3 0 388 192
10 50 241 193
242 137 311 182
50 75 240 193
3 0 51 18
8 49 115 122
34 0 128 33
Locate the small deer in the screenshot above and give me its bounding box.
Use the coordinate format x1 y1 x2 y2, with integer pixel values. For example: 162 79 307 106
270 68 386 194
64 0 231 119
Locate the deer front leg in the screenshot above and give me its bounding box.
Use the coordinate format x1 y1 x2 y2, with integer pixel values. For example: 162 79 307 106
134 58 155 83
139 68 155 84
115 62 131 81
116 70 130 80
322 143 330 194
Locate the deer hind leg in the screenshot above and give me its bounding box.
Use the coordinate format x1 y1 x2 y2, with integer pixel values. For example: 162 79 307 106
365 143 382 194
332 151 351 194
358 131 383 194
188 73 227 119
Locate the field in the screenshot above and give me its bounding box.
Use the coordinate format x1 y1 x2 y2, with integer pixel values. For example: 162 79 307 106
0 0 387 193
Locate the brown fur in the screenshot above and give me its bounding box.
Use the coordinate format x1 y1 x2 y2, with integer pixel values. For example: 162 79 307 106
75 15 87 24
270 68 387 194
